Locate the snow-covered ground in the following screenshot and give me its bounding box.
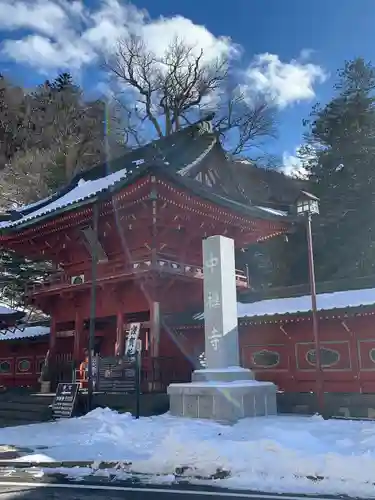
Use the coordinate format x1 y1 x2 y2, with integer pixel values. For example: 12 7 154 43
0 409 375 497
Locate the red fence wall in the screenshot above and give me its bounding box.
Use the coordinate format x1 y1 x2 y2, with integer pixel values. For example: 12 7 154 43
0 337 72 388
4 313 375 394
170 314 375 393
239 317 363 393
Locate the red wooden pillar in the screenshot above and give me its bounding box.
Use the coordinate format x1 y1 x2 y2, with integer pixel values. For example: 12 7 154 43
285 324 299 392
150 301 160 358
73 311 84 365
343 319 361 393
49 315 57 359
115 310 124 356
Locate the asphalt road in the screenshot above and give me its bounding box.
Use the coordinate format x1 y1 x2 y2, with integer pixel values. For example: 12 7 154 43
0 468 360 500
0 484 354 500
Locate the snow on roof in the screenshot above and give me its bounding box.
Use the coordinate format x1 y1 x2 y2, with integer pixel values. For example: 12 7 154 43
0 303 19 315
1 167 288 230
254 206 287 217
0 301 43 319
178 136 216 175
0 121 219 229
0 325 49 341
237 287 375 317
0 166 131 229
213 192 288 218
0 123 290 231
13 195 54 213
193 287 375 321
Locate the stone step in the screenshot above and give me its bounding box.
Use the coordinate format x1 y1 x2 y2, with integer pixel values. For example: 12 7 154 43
0 393 54 425
0 390 35 401
0 413 50 424
1 395 54 405
0 402 52 413
0 419 48 428
0 392 63 427
0 409 51 421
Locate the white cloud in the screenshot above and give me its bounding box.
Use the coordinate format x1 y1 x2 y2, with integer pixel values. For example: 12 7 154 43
140 15 239 62
3 34 95 70
0 0 236 73
282 148 309 179
0 1 326 108
299 48 315 61
81 0 146 53
245 52 327 108
0 0 67 36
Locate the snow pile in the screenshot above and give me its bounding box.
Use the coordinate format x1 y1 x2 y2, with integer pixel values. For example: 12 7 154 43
1 409 375 496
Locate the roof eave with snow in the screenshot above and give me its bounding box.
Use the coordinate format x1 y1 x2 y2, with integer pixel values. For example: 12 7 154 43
189 287 375 325
0 325 50 341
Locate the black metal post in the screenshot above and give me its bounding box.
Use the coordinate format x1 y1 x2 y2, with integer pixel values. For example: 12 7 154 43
306 213 324 415
245 263 250 287
88 203 99 412
135 349 141 419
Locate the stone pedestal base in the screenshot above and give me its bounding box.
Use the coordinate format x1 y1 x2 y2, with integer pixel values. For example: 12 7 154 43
192 367 254 383
168 374 277 423
40 381 51 394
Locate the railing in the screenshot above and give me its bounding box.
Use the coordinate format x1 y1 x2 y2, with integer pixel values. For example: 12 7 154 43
61 356 193 394
141 356 192 392
51 354 74 391
27 256 249 296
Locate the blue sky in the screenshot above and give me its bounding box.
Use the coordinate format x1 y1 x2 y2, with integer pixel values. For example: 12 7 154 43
0 0 373 175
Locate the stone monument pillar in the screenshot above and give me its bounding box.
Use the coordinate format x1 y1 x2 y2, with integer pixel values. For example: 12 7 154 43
167 235 277 422
203 234 239 368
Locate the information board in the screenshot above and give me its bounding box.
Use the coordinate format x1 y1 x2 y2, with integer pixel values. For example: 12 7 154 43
98 357 137 393
52 383 79 419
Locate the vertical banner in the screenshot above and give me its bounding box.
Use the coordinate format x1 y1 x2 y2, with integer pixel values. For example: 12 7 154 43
150 301 160 357
92 355 99 391
125 323 141 358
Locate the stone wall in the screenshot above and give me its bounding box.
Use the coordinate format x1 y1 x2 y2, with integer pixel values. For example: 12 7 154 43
277 392 375 419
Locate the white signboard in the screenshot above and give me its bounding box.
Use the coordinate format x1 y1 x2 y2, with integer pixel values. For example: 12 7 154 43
125 323 141 357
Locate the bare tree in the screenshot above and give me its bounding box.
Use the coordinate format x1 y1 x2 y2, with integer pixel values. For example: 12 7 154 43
0 75 114 207
215 91 277 155
0 76 33 170
0 148 55 207
29 81 106 182
105 36 277 155
108 36 226 135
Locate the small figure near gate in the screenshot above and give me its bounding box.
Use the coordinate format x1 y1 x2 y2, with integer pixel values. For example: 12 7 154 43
78 349 89 388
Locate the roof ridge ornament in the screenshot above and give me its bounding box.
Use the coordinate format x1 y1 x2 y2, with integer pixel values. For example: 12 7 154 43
197 120 213 135
151 142 167 164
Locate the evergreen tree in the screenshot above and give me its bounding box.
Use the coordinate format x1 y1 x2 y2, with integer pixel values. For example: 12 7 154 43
302 58 375 280
52 72 74 91
0 251 53 308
